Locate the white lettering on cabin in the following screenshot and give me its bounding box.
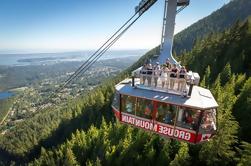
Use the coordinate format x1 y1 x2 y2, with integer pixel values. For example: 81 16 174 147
174 129 179 137
135 119 141 126
140 121 145 128
179 131 185 139
152 123 158 132
167 128 173 136
122 115 127 122
129 116 135 124
121 114 192 141
122 114 157 130
185 133 191 140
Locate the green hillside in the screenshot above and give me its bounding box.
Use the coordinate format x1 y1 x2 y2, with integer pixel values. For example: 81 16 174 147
173 0 251 55
178 17 251 82
28 16 251 166
0 99 13 124
1 0 251 165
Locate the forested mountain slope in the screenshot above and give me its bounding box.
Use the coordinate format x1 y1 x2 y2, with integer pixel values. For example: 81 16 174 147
1 0 251 165
173 0 251 54
28 16 251 166
178 17 251 81
0 50 157 165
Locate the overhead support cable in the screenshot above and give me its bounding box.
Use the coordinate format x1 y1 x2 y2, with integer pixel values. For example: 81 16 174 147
35 1 157 111
56 0 157 92
59 13 138 91
75 15 142 80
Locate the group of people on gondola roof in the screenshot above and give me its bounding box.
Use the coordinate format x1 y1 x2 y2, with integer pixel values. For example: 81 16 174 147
140 58 188 92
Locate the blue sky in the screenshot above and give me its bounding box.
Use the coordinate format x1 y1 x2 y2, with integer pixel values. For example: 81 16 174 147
0 0 230 53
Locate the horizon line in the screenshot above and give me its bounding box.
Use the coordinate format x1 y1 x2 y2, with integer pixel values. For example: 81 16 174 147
0 48 149 55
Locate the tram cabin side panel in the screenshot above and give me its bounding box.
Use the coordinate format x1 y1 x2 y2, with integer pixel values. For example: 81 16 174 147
112 91 217 144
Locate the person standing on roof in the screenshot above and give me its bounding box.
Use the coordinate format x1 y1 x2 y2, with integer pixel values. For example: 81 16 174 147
160 65 169 88
178 66 187 92
146 63 153 86
140 64 147 85
153 62 161 87
170 64 179 90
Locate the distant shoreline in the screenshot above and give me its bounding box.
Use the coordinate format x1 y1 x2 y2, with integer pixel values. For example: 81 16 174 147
0 49 147 55
0 50 145 66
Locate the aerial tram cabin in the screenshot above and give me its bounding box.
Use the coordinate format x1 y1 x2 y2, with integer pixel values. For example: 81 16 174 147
112 0 218 144
112 75 218 144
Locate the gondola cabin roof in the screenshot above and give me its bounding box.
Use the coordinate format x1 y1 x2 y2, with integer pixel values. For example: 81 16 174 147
115 78 218 110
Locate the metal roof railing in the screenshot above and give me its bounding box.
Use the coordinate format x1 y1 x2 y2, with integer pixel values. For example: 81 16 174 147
134 69 190 95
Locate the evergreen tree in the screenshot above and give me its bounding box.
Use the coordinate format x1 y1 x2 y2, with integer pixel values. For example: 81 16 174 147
156 140 172 165
234 74 246 95
200 76 206 88
94 157 102 166
237 141 251 166
200 65 211 88
169 143 191 166
221 63 232 85
63 147 78 166
212 75 222 101
30 147 56 166
199 78 238 166
233 78 251 142
204 66 211 87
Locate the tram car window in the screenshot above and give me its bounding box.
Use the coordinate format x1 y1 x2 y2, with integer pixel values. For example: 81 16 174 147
136 98 154 119
121 95 137 115
176 107 201 130
156 102 168 123
156 103 176 125
199 109 217 133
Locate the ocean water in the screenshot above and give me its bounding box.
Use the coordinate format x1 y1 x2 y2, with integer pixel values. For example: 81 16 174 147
0 50 146 66
0 91 14 100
